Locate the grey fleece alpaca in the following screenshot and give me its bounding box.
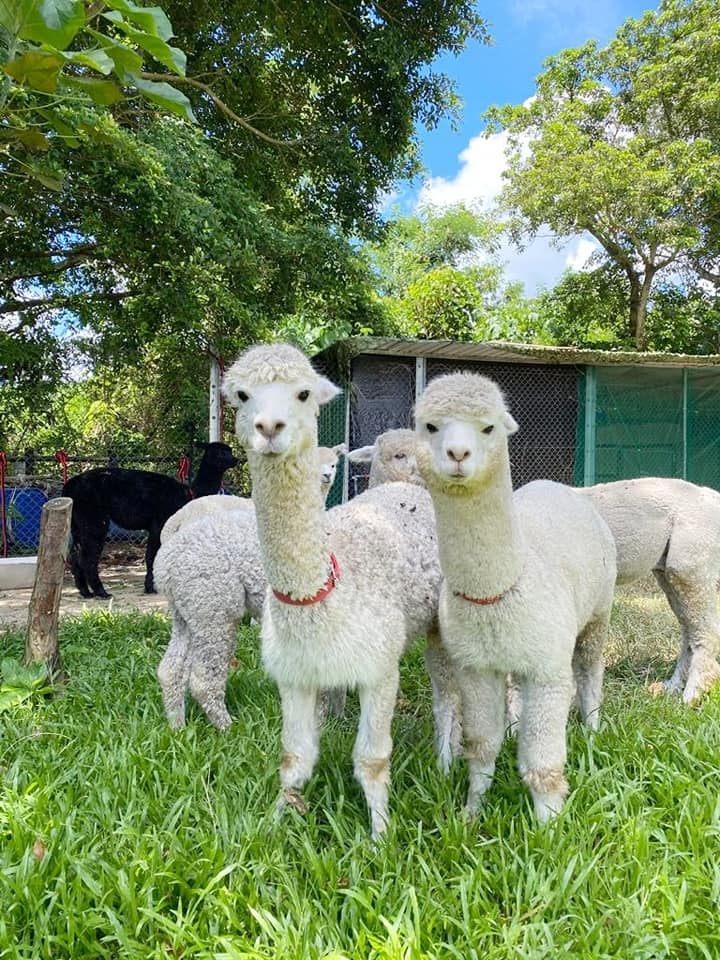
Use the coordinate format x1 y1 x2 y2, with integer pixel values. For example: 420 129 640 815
582 477 720 703
153 447 345 730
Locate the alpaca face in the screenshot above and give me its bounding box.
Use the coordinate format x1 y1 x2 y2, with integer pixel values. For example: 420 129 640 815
230 378 340 458
348 430 423 486
317 443 346 496
416 413 517 489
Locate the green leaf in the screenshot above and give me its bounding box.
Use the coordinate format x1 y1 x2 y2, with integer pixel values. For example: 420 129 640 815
65 75 124 106
105 21 186 75
1 657 47 689
104 0 174 41
3 49 65 93
93 35 144 82
28 168 64 190
16 127 51 149
0 687 34 711
18 0 85 49
132 77 195 122
36 108 81 145
62 47 115 76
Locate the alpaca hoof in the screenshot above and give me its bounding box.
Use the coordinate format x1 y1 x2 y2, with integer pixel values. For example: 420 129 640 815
276 788 308 817
144 586 157 595
682 660 720 705
532 791 565 823
94 590 112 599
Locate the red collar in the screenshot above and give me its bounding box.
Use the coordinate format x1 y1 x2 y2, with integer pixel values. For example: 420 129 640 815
453 589 504 605
272 553 341 607
453 577 518 606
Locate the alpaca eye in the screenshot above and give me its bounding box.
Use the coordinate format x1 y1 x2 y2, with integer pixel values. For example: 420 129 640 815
394 452 406 460
298 389 310 402
426 423 438 434
482 425 494 435
237 390 248 402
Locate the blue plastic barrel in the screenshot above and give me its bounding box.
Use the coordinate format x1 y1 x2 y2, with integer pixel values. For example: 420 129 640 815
3 488 48 551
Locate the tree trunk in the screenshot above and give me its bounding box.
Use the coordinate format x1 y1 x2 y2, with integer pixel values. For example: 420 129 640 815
25 496 73 683
628 268 655 350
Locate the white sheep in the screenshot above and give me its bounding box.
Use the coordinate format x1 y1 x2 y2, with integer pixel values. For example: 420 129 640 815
221 343 460 839
415 371 617 823
154 445 346 731
159 445 346 543
347 429 424 488
581 477 720 703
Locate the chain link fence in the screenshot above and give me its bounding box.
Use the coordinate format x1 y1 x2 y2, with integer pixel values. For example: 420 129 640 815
0 447 249 558
330 344 720 501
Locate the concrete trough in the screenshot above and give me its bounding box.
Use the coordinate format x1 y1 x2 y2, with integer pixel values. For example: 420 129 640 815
0 556 38 590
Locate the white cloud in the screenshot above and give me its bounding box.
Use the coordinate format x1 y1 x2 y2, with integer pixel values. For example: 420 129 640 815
565 237 599 272
417 129 599 293
418 131 510 210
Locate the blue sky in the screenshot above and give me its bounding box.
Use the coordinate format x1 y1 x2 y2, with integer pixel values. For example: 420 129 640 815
408 0 656 293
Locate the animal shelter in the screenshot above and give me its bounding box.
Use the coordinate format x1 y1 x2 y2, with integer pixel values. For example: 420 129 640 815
314 337 720 505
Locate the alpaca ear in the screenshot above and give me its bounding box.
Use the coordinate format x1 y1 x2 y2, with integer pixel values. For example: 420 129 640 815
333 442 348 457
347 445 375 464
503 412 519 435
315 375 342 405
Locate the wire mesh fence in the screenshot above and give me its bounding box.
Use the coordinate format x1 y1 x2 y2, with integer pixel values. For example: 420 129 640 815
0 447 250 558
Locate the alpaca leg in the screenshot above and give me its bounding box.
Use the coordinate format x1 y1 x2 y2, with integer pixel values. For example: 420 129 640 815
157 615 192 730
658 569 720 704
456 668 506 816
424 630 462 774
68 538 92 598
143 529 162 594
505 673 522 735
277 684 320 812
353 669 399 840
79 521 110 598
517 677 574 823
573 615 609 730
187 625 236 731
653 570 691 693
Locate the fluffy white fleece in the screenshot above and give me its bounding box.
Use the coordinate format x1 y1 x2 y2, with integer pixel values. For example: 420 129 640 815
220 343 460 839
415 371 617 823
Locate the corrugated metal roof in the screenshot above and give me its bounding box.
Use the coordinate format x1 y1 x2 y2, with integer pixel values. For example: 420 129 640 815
330 337 720 368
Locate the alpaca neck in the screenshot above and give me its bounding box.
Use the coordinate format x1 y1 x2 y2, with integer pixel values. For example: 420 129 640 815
249 443 331 599
192 462 223 496
432 450 524 599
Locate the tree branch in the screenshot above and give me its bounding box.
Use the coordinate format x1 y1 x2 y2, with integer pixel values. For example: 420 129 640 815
0 290 137 317
139 73 306 148
2 250 101 285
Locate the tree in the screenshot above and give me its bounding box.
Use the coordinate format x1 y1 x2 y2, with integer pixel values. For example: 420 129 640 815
1 0 194 192
488 0 720 349
1 3 490 453
365 204 541 342
536 266 630 349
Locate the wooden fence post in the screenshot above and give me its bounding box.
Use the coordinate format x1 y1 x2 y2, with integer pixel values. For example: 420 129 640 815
25 497 73 682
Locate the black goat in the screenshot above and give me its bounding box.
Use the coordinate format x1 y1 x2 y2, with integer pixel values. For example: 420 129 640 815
63 442 238 597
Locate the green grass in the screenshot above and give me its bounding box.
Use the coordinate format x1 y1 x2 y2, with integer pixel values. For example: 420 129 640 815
1 581 719 959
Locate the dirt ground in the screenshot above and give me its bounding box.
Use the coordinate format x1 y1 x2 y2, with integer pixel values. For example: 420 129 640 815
0 554 168 632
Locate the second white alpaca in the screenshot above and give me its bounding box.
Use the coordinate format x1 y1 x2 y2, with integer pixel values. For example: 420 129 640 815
348 429 424 488
582 477 720 703
415 371 617 822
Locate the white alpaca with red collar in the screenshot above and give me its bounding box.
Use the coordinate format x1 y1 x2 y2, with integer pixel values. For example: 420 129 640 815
415 371 617 823
222 343 459 839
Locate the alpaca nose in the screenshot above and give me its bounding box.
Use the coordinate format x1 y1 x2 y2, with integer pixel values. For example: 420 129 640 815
446 445 471 463
255 417 286 439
